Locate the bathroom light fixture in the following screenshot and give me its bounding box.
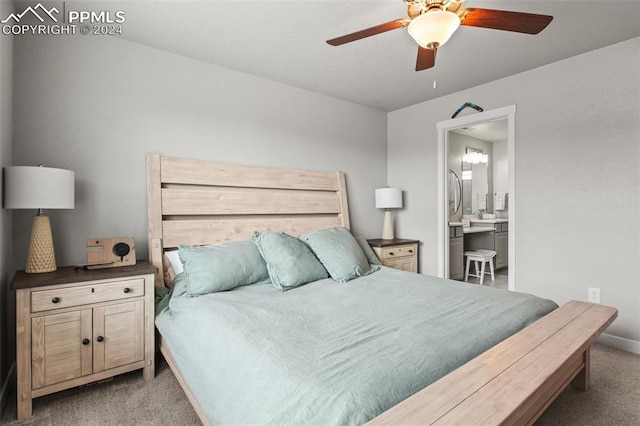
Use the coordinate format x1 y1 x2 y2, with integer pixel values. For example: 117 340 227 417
4 165 75 273
407 10 461 49
462 152 488 164
375 187 403 240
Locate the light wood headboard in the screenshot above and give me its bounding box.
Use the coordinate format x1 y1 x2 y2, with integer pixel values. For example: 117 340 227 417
146 153 350 285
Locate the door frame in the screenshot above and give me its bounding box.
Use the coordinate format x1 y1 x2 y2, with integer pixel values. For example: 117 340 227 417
436 104 517 291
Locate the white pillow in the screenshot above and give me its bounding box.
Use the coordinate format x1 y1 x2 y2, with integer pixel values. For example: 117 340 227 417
165 250 184 275
162 250 184 287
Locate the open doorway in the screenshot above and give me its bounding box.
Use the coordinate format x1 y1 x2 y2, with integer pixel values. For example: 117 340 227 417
436 105 516 291
449 120 508 288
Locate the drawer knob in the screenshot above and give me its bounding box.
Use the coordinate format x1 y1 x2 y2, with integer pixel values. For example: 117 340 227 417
96 336 104 343
51 297 60 304
389 252 394 255
123 287 130 294
82 338 90 345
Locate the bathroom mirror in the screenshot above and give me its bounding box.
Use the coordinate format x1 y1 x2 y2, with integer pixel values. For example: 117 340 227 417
448 169 461 215
461 148 489 215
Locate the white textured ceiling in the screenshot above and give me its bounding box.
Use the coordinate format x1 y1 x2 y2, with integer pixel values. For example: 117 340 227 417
32 1 640 111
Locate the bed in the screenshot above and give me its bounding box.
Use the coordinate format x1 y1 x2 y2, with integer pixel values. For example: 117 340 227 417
147 154 616 425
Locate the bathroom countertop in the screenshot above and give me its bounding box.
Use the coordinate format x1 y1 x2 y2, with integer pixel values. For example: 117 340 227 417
463 226 496 234
470 218 509 224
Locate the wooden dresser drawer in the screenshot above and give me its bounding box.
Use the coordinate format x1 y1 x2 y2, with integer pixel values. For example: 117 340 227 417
31 278 145 312
380 244 417 259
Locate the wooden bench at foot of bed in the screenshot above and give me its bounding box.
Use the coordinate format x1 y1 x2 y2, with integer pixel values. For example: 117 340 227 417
367 300 618 426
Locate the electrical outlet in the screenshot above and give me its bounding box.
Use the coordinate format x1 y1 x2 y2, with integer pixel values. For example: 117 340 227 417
588 287 600 304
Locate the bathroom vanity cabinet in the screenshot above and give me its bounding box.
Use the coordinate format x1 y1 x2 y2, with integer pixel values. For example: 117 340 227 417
449 225 465 280
465 220 508 270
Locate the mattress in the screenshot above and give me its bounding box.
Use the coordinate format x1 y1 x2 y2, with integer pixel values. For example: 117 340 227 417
155 266 557 425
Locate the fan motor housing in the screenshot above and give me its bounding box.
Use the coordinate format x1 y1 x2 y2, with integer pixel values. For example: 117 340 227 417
406 1 464 19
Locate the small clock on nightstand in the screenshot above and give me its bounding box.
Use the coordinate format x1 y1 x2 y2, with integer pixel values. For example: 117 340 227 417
367 238 419 273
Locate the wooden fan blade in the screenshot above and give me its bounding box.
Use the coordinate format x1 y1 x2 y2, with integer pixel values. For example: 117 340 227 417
461 8 553 34
416 46 436 71
327 19 407 46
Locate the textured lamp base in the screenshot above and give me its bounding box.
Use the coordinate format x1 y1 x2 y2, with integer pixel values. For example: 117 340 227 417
26 214 57 273
382 209 395 240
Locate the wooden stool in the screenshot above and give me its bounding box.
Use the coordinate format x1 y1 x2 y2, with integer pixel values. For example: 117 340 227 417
464 249 497 285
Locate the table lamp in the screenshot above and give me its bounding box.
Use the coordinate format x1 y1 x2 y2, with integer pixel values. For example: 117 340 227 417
4 165 75 273
375 187 402 240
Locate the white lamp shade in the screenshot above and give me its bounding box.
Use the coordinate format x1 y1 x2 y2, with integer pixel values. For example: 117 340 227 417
408 10 461 48
4 166 75 209
375 187 403 209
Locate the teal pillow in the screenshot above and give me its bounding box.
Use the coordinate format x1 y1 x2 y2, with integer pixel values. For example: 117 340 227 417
355 236 382 266
300 227 380 283
179 240 269 296
253 232 328 291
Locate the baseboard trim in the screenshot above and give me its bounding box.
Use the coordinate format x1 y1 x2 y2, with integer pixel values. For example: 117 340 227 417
0 362 16 419
597 333 640 354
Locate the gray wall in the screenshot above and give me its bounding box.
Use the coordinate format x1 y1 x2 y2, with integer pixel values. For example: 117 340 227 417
0 0 14 414
493 137 508 210
388 37 640 351
12 34 388 269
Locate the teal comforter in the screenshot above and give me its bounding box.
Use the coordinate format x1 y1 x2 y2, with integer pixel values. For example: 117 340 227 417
155 267 557 425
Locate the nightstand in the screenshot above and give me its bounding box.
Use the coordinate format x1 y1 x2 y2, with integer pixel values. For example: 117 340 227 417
367 238 419 273
12 261 157 420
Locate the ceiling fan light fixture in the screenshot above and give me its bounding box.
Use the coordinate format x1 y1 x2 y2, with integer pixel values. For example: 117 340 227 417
408 10 461 48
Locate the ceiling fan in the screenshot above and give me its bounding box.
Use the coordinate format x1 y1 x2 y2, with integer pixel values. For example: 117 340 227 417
326 0 553 71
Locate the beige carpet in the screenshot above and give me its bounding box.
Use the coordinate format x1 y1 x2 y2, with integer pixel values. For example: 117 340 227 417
2 343 638 425
535 343 640 425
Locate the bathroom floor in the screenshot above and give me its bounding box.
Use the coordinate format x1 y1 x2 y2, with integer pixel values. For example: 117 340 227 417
461 267 508 290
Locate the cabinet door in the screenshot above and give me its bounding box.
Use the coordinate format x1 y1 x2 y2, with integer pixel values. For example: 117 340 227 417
495 232 509 269
32 310 92 389
398 257 417 273
449 237 464 280
382 258 402 270
383 257 417 273
93 300 144 372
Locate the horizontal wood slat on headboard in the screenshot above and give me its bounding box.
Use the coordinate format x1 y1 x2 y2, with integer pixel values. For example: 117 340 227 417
162 216 344 248
160 156 340 191
161 189 341 216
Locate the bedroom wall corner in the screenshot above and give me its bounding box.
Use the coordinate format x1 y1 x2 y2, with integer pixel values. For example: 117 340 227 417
387 37 640 352
12 34 388 272
0 0 15 416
